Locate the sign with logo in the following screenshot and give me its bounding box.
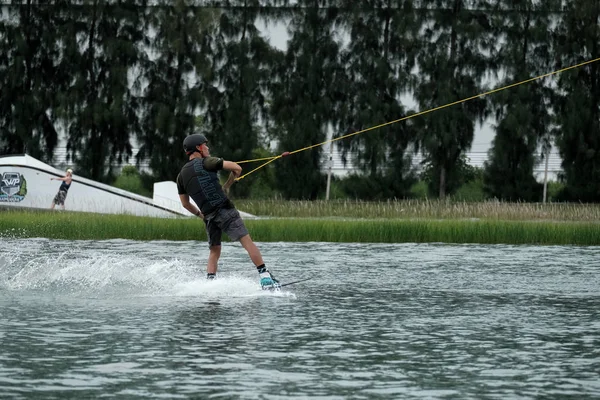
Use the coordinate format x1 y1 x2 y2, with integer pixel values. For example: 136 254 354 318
0 172 27 202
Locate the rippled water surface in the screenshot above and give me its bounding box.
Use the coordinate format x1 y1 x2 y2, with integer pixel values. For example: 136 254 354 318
1 239 599 399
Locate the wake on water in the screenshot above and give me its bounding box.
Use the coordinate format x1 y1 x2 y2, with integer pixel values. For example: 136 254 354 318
0 239 295 300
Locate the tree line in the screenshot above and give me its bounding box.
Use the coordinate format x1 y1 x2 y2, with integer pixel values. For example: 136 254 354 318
1 0 599 202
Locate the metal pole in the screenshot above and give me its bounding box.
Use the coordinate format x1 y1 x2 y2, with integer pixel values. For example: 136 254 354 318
543 147 549 203
325 142 333 200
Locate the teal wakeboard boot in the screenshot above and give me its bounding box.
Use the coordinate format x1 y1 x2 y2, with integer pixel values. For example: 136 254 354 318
258 268 281 291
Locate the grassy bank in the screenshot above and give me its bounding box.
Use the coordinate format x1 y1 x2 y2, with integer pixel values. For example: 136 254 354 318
1 208 599 245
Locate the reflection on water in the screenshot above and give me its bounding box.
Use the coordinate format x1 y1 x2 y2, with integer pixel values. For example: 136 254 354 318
1 239 599 399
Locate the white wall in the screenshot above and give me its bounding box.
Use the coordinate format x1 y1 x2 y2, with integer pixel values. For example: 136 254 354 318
0 155 182 218
1 154 256 219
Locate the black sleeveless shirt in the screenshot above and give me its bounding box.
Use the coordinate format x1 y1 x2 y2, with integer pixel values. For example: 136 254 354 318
176 157 230 215
59 181 71 192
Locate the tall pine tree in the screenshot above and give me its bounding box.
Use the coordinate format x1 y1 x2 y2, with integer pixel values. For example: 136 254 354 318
201 1 277 197
63 0 145 182
270 0 344 199
552 0 600 201
0 1 68 161
413 0 491 198
335 0 419 199
483 0 557 201
136 0 215 182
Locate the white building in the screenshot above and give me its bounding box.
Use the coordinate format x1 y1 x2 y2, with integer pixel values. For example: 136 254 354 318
0 154 255 218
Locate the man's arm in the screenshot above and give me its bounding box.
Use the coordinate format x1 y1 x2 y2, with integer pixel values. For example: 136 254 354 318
179 194 203 218
222 160 242 191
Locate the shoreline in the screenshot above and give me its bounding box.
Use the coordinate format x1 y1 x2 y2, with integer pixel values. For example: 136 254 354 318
1 209 599 246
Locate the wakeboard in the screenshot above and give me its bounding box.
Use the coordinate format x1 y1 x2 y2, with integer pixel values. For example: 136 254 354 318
265 277 311 291
279 277 312 288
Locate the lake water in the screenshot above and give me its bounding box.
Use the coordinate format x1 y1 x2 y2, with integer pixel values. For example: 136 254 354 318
1 239 599 399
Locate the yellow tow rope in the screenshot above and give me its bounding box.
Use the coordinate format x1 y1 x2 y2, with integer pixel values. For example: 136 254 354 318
236 57 600 182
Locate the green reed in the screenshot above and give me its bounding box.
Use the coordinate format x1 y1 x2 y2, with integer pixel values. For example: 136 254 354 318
1 209 599 245
245 219 600 245
236 199 600 221
0 210 202 241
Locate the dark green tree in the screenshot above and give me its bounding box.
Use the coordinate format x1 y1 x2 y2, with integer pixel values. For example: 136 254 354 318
0 1 68 160
113 165 151 197
483 0 557 201
62 1 145 182
335 0 419 199
421 153 482 199
413 0 492 198
552 0 600 202
136 0 215 182
201 1 278 197
270 1 344 199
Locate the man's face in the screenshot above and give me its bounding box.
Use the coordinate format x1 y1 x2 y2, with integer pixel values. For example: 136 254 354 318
199 142 210 157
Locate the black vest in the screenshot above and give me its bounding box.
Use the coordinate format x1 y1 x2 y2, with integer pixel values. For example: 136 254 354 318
179 158 229 215
59 181 71 192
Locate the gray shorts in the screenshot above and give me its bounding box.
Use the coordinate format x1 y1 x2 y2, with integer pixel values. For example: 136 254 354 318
204 208 249 247
53 190 68 205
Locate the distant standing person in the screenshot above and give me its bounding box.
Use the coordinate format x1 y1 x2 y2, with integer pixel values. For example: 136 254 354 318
176 134 280 290
50 168 73 210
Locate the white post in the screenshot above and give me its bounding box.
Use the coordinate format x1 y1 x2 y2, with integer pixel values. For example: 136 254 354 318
325 142 333 200
543 147 549 203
